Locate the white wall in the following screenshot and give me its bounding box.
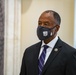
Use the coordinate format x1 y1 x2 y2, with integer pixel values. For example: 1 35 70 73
21 0 74 55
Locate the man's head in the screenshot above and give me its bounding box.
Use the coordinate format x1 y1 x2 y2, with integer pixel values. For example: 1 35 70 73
37 10 61 44
39 10 61 26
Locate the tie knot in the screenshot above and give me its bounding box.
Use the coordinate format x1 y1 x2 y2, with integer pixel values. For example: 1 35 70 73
43 45 49 49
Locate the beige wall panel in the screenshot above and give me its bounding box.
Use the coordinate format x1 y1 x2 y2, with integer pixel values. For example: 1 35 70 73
21 0 74 55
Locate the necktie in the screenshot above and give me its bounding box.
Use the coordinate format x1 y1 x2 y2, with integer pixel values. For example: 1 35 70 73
38 45 49 75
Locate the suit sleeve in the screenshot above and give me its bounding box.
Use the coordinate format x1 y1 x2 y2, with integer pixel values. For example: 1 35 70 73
66 51 76 75
20 51 26 75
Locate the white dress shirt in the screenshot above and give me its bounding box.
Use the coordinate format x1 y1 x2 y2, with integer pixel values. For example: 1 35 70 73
38 36 58 65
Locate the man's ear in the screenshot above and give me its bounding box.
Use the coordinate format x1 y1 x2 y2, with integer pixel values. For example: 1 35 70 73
55 25 60 32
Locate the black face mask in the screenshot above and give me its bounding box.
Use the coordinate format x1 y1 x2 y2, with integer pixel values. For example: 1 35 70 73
37 26 56 40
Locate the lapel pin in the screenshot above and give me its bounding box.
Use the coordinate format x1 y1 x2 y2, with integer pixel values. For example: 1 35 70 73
54 48 58 52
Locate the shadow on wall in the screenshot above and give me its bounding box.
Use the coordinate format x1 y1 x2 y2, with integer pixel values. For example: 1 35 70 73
21 0 32 14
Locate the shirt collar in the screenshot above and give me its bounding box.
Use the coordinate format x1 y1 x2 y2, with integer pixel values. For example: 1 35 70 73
41 36 58 48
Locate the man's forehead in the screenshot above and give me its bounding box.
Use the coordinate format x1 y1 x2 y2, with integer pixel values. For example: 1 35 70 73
39 12 55 21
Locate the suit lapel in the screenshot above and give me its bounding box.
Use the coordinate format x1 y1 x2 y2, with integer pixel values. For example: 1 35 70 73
42 38 62 75
33 41 42 75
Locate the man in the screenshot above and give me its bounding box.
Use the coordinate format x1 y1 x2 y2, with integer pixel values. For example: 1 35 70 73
20 10 76 75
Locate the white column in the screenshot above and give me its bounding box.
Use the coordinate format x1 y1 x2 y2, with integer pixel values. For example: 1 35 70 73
13 0 21 75
4 0 21 75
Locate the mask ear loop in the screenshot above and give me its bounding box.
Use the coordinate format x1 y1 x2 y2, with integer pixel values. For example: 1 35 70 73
50 32 53 36
50 25 57 36
51 25 57 30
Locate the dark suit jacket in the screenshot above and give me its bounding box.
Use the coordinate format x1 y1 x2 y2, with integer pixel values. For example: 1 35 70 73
20 38 76 75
